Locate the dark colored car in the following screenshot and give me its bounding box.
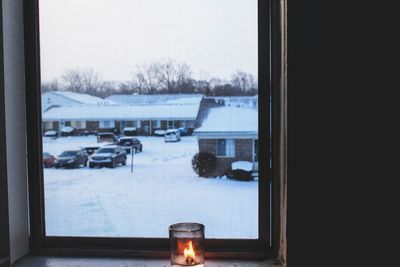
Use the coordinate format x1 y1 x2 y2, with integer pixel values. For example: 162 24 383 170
54 149 88 168
89 145 127 168
43 152 56 168
178 127 193 136
117 137 143 153
97 132 118 143
43 130 58 139
81 146 100 156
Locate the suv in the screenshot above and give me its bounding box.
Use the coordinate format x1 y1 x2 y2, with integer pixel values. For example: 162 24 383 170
89 145 127 168
164 129 181 142
54 149 88 168
97 132 118 143
117 137 143 153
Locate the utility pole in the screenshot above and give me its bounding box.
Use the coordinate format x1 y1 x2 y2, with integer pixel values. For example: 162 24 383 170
131 147 135 173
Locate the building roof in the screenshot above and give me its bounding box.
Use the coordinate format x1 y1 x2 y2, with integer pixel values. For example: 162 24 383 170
105 94 203 105
43 91 116 105
194 107 258 137
42 104 200 121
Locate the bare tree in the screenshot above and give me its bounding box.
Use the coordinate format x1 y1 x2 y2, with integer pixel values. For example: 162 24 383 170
135 63 163 94
41 79 60 92
81 69 101 95
231 71 257 94
157 59 193 93
61 69 84 93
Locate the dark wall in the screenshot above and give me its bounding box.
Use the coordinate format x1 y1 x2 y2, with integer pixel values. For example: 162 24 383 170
287 0 367 265
0 1 10 264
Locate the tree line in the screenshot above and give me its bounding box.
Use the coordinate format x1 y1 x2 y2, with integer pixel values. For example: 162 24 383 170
41 59 258 98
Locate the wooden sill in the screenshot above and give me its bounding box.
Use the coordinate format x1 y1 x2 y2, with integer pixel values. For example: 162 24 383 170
12 255 282 267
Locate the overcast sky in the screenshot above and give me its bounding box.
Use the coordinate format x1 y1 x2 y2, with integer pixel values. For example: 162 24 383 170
39 0 258 82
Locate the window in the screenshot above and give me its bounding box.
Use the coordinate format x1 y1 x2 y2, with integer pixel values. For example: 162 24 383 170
70 121 86 129
99 120 115 129
217 139 236 157
25 0 281 258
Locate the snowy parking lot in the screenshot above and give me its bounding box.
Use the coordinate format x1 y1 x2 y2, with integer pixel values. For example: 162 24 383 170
43 136 258 239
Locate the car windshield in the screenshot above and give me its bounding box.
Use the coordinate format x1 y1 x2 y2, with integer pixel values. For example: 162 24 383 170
60 151 77 157
96 148 115 154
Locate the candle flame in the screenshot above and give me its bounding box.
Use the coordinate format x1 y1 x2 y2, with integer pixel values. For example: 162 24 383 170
183 241 196 262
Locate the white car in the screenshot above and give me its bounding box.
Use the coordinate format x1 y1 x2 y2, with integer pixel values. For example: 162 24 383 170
154 129 166 136
164 129 181 142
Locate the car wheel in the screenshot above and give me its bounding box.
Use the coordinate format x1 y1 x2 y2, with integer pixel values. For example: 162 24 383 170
55 165 59 169
89 163 94 168
122 158 126 166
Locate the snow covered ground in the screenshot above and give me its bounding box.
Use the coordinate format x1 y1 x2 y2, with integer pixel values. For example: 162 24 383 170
43 136 258 239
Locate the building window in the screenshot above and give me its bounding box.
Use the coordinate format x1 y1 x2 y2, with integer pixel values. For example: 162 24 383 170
217 139 235 157
151 120 160 128
99 120 115 129
71 121 86 129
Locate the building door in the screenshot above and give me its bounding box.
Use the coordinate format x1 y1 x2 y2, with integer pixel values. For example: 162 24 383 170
53 121 59 131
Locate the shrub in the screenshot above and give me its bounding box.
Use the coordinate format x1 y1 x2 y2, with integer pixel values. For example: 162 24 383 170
192 152 217 177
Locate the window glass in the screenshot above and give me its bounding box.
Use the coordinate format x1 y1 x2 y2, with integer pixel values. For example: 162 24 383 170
226 139 236 157
217 139 226 156
40 0 259 239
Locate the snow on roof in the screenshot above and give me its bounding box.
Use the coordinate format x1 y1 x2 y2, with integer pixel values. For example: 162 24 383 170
206 95 258 110
105 94 203 105
194 107 258 134
48 91 116 105
42 104 200 121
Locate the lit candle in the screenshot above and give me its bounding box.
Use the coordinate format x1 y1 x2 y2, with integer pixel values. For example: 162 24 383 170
169 223 205 267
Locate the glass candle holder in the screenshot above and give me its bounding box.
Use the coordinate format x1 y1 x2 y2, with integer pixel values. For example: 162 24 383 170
169 223 205 267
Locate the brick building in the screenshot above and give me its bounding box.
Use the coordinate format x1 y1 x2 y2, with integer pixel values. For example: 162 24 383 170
193 106 258 176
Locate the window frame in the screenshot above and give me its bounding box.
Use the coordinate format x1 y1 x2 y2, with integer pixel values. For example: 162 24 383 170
216 139 236 157
24 0 283 260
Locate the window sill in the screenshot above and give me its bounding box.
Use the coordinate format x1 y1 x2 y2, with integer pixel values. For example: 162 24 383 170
12 255 282 267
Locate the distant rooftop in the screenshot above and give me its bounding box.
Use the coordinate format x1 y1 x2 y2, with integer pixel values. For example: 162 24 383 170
43 91 116 105
105 94 203 105
194 106 258 135
42 104 200 121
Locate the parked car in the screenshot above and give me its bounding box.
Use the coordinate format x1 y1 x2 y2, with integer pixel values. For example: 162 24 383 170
43 130 58 139
54 149 88 168
123 127 137 136
60 126 75 137
89 145 127 168
81 146 100 156
154 129 166 136
164 129 181 142
97 132 118 143
43 152 56 168
118 137 143 153
178 127 194 136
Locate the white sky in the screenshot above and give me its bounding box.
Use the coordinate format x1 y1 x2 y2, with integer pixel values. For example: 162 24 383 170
39 0 258 82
